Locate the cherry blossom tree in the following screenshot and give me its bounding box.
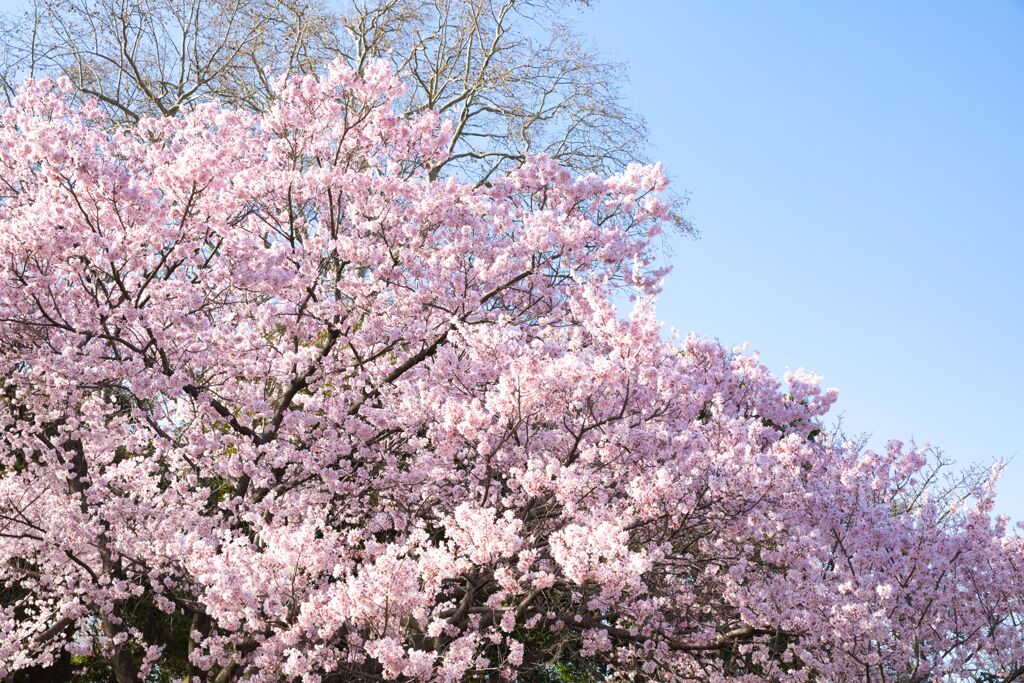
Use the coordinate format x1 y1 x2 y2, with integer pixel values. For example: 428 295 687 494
0 64 1022 682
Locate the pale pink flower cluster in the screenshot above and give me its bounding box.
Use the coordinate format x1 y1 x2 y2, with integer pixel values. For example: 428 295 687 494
445 503 523 565
550 522 649 606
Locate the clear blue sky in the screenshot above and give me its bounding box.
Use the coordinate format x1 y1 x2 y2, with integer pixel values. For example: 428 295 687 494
575 1 1024 519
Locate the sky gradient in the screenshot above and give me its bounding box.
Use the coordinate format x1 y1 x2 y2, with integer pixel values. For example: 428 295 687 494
574 1 1024 518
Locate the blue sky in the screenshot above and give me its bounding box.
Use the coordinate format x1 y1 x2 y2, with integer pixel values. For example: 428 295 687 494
575 1 1024 518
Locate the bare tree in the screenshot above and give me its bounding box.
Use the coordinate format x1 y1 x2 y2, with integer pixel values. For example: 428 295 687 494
339 0 648 181
0 0 336 117
0 0 683 195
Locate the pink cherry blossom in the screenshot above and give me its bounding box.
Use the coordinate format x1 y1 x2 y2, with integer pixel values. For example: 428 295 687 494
0 62 1022 682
